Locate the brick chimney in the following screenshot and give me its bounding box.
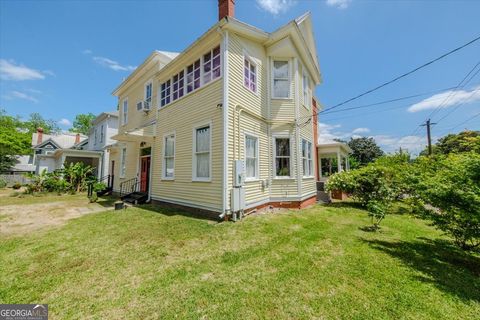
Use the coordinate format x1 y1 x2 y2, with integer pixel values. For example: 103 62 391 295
219 0 234 20
36 127 44 145
75 133 81 144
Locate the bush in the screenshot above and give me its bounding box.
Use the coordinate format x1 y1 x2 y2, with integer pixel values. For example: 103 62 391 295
0 178 6 189
12 182 21 189
410 153 480 251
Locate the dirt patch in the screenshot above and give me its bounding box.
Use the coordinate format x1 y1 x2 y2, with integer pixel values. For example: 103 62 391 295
0 199 114 236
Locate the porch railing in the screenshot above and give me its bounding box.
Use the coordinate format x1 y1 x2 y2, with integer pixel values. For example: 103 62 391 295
87 174 114 197
119 177 140 198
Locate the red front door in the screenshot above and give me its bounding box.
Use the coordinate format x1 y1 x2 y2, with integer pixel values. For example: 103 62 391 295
140 157 151 193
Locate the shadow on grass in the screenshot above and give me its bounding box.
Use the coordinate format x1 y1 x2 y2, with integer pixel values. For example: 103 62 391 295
96 196 118 208
325 201 364 210
136 203 220 222
362 237 480 302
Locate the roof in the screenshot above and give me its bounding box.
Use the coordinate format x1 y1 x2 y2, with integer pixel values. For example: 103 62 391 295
11 155 35 172
32 132 87 149
155 50 180 60
91 110 119 126
317 142 353 154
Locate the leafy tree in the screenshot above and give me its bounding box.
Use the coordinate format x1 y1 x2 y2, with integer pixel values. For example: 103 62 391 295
347 137 384 167
410 153 480 251
24 112 61 134
420 130 480 156
69 113 96 135
0 110 31 172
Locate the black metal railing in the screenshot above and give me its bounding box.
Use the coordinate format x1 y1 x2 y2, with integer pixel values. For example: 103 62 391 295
87 174 114 197
119 177 139 198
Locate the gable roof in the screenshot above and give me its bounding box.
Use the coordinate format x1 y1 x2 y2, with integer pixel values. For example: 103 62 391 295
32 132 87 149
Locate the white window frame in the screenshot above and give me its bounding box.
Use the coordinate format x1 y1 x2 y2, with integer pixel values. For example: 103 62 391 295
160 79 171 107
273 135 292 178
272 59 291 99
244 133 259 181
186 59 201 94
94 128 98 145
120 147 127 178
303 71 311 110
162 132 175 180
203 46 221 85
144 80 153 107
100 124 104 143
122 98 128 125
192 122 212 182
172 70 185 102
244 56 257 94
302 139 313 177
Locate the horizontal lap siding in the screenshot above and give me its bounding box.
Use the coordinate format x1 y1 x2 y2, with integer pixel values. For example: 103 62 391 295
151 80 223 212
227 33 270 206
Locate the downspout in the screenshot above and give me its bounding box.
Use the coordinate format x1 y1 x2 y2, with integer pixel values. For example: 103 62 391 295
294 58 302 198
219 28 229 220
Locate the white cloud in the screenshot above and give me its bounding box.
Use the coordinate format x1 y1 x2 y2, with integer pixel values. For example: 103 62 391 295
408 85 480 112
352 127 370 134
326 0 351 10
58 118 71 126
256 0 296 15
82 49 92 55
4 90 39 103
93 56 136 72
372 134 429 154
0 59 46 81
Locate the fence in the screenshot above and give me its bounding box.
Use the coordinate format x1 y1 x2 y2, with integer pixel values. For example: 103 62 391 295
0 174 31 187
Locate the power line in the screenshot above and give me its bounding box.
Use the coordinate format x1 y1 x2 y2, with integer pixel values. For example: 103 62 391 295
435 86 480 124
443 111 480 132
321 34 480 114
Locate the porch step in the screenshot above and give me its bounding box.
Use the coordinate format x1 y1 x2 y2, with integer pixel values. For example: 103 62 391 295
121 192 148 205
97 187 113 197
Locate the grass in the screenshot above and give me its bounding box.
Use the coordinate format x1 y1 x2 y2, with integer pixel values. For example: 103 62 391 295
0 201 479 319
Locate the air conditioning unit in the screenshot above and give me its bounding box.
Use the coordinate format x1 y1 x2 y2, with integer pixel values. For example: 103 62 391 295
136 100 151 112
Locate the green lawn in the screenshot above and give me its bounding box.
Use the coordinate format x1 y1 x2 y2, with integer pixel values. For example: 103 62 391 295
0 201 479 319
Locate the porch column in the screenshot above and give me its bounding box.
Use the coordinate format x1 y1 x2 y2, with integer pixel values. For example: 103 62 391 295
337 151 342 173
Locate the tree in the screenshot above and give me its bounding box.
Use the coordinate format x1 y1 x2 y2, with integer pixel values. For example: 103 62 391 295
421 130 480 156
347 137 384 167
0 110 31 172
24 112 61 134
69 113 96 135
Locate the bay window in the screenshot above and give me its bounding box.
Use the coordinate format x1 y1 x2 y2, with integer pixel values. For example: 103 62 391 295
194 125 211 180
302 139 313 177
245 135 258 179
275 137 291 177
244 58 257 93
273 60 290 98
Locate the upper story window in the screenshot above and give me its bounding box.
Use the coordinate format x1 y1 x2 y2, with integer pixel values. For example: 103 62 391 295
160 80 171 107
303 72 311 109
145 82 152 106
100 124 104 143
273 60 290 98
203 46 221 84
244 58 257 93
120 147 126 178
172 71 184 101
122 98 128 125
245 135 258 179
193 125 211 181
186 59 201 93
275 137 291 177
302 139 313 177
94 129 97 144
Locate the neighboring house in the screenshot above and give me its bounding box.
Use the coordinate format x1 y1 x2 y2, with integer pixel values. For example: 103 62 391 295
32 112 118 177
109 1 322 218
3 155 36 175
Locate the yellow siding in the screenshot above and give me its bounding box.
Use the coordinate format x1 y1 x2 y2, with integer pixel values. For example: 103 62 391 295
151 79 223 212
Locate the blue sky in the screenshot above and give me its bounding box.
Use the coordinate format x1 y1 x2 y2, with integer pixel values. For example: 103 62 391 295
1 0 479 154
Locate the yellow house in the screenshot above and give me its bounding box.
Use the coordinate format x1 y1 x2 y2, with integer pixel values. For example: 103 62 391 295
109 0 322 219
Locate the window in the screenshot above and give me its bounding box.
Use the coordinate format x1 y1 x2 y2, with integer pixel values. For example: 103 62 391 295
302 139 313 177
172 71 184 101
203 46 221 85
194 125 211 180
245 135 258 179
186 59 201 93
122 99 128 125
275 137 290 177
163 134 175 179
100 125 104 143
145 82 152 107
160 80 171 107
244 58 257 93
120 147 126 177
273 60 290 98
303 72 311 109
94 129 97 144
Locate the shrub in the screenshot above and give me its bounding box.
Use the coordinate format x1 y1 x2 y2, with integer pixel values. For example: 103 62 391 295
0 178 6 189
12 182 21 189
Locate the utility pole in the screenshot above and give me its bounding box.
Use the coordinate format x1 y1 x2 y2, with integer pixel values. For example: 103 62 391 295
421 119 436 155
